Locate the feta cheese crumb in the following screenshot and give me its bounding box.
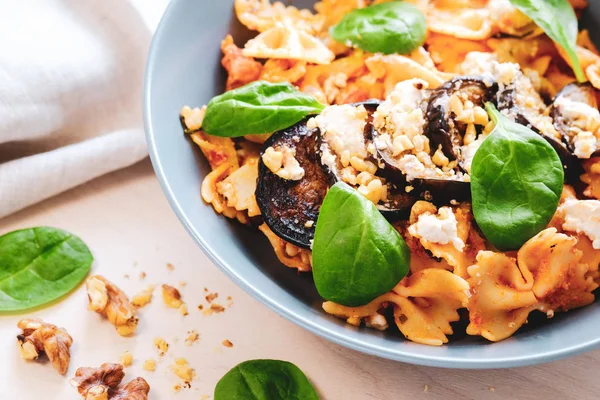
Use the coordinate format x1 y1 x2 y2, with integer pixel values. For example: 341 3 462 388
308 104 369 161
559 199 600 249
408 207 465 251
262 145 305 181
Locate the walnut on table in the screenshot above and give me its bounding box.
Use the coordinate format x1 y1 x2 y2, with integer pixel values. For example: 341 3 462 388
17 318 73 375
70 363 150 400
86 275 138 336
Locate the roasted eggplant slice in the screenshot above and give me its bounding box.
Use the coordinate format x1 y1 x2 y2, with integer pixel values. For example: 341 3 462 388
425 76 498 162
377 187 418 221
497 83 584 182
369 77 496 204
551 82 600 158
256 118 334 249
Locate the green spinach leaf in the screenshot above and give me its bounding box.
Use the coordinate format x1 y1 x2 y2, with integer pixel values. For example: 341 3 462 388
202 81 325 137
0 227 93 312
330 2 426 55
312 182 410 307
470 103 564 251
509 0 585 82
214 359 319 400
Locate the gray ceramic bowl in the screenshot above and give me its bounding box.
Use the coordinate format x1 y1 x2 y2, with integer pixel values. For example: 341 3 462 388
144 0 600 368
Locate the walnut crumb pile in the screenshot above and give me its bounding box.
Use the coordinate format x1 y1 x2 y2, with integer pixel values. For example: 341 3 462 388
184 330 199 346
153 338 169 356
120 351 133 367
162 284 184 309
222 340 234 348
17 318 73 375
86 276 138 336
131 285 155 308
170 358 195 383
142 359 156 372
71 363 149 400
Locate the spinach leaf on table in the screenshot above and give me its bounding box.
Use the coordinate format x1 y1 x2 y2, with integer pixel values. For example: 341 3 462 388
470 104 564 251
214 359 319 400
312 182 410 307
330 2 426 55
0 227 93 312
202 81 325 137
509 0 585 82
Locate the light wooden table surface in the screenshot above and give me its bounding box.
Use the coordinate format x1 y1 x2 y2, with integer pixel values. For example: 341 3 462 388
0 160 598 400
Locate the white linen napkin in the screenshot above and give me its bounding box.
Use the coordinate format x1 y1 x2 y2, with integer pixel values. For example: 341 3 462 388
0 0 160 219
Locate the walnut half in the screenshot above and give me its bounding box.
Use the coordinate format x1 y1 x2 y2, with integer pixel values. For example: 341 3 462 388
17 318 73 375
71 363 150 400
86 276 138 336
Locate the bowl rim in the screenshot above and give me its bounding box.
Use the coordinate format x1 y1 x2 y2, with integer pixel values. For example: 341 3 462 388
143 0 600 369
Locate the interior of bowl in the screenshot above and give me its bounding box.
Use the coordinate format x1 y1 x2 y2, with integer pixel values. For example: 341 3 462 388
144 0 600 368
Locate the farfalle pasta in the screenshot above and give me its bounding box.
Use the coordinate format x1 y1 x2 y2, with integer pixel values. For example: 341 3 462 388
182 0 600 346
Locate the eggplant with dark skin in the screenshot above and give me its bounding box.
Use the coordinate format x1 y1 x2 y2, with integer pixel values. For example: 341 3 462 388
371 76 497 204
256 117 335 249
551 82 600 158
425 76 497 162
317 100 419 220
497 83 584 183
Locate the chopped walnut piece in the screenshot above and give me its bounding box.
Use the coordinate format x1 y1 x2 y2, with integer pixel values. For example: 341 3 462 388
205 293 218 303
162 284 184 308
71 363 150 400
222 340 234 348
178 303 189 316
131 285 155 308
166 263 175 271
203 303 225 316
120 351 132 367
153 338 169 356
139 272 146 280
17 318 73 375
142 359 156 372
86 276 138 336
184 330 199 346
170 358 196 383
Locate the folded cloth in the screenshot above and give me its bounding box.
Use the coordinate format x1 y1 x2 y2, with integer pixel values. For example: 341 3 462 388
0 0 155 219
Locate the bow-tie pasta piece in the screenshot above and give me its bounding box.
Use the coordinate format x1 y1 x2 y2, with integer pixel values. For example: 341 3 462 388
518 228 596 312
259 224 312 272
235 0 324 34
427 5 493 40
322 269 469 345
322 292 403 330
466 251 539 342
393 269 470 346
365 53 451 95
243 24 335 65
216 159 261 219
407 201 484 279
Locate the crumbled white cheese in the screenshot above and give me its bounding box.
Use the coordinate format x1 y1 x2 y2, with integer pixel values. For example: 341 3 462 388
558 199 600 249
364 313 388 331
262 145 305 181
460 134 488 174
461 52 559 140
308 104 369 161
553 95 600 158
408 207 465 251
373 79 430 156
